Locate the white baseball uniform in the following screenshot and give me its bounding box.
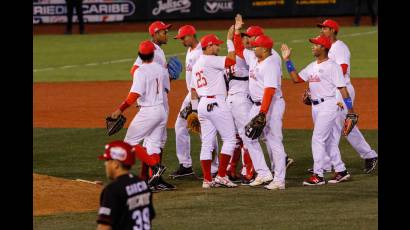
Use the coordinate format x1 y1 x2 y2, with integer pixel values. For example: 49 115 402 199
133 42 169 150
174 43 219 172
298 59 347 177
325 40 377 168
191 54 237 161
241 52 287 183
124 62 168 155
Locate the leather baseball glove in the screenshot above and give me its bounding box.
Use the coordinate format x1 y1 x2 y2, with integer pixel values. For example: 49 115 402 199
106 115 126 136
343 113 358 136
168 56 183 80
302 88 312 105
245 112 266 140
187 112 201 134
180 103 192 120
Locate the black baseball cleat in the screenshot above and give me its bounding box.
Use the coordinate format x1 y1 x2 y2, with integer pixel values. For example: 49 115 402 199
169 164 194 179
328 170 351 184
148 164 167 185
155 177 177 191
286 156 294 169
364 157 378 174
303 174 326 186
211 171 218 178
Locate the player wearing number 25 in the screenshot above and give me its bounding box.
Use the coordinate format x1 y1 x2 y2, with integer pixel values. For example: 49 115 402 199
97 140 155 230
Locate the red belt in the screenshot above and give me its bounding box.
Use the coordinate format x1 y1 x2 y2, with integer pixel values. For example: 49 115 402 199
206 96 215 98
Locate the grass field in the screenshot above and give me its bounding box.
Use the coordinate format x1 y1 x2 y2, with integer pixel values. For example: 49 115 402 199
33 27 378 82
33 128 378 230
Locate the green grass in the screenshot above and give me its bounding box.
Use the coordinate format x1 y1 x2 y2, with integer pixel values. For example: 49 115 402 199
33 27 377 82
34 128 378 230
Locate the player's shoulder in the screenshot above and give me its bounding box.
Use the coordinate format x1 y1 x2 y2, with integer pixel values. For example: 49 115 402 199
332 40 350 51
325 59 341 69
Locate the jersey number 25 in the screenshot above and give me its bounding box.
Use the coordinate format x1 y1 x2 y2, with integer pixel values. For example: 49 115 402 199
195 70 207 88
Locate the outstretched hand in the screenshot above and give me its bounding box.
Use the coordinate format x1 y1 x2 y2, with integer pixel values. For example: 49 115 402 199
227 25 234 40
281 43 292 61
235 14 244 31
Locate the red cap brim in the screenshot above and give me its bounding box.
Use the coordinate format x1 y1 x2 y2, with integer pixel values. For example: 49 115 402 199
98 154 110 161
317 23 325 28
174 34 183 39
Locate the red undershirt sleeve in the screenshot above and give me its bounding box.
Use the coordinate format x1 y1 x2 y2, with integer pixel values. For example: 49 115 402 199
233 33 245 59
130 65 139 77
260 88 276 114
340 64 348 75
118 92 140 112
224 57 236 68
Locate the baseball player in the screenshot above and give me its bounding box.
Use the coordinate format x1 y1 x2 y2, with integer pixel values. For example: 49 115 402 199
233 15 294 174
316 19 378 174
281 35 354 185
129 21 181 191
172 25 220 179
97 140 155 230
112 40 176 191
190 33 238 188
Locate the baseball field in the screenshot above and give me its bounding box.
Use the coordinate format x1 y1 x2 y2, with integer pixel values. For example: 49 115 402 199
33 25 378 229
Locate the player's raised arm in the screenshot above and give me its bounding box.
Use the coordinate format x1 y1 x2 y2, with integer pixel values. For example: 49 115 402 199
281 44 305 84
233 14 245 59
226 25 236 64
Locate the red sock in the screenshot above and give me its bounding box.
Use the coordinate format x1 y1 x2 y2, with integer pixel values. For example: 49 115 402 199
201 160 212 182
243 149 255 179
140 162 149 181
134 145 159 166
218 153 231 177
228 146 241 175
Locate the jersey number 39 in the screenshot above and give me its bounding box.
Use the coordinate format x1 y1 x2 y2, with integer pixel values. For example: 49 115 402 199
195 70 207 88
132 207 150 230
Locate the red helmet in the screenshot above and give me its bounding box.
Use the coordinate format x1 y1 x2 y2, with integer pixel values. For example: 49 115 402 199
250 35 274 49
309 35 332 49
317 19 339 32
98 140 135 166
244 26 264 37
200 34 224 48
148 21 172 36
174 25 196 39
138 40 155 55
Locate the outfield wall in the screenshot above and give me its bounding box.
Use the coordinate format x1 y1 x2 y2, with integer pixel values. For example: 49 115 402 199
33 0 376 24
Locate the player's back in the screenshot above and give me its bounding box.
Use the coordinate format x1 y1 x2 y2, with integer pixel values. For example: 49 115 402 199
191 54 228 97
329 40 351 82
133 62 166 106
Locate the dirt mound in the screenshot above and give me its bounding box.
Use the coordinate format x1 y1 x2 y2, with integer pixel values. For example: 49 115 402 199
33 173 103 216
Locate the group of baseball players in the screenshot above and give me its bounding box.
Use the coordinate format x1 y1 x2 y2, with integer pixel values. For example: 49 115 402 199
103 14 378 192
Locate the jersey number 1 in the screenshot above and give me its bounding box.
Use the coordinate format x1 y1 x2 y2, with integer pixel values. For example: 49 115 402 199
196 70 207 88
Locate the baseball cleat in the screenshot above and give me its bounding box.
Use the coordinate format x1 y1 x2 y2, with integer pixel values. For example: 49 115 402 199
364 157 378 174
303 174 326 186
155 177 177 191
214 175 238 188
148 164 166 185
286 156 295 169
202 180 216 189
264 181 285 190
249 174 273 187
211 171 218 178
328 170 351 184
169 164 194 179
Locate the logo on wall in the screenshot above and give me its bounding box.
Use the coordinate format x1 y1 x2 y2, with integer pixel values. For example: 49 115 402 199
204 0 234 14
152 0 191 16
33 0 136 24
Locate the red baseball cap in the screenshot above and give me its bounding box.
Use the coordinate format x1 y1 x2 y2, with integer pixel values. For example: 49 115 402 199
98 140 135 166
174 25 196 39
138 40 155 55
317 19 339 32
309 35 332 49
244 26 264 37
149 21 172 36
250 35 274 49
200 34 224 48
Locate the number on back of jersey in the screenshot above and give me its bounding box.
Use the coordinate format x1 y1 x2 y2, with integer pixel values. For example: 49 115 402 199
195 70 207 88
132 207 151 230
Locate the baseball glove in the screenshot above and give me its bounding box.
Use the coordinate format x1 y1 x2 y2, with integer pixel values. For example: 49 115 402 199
179 103 192 120
187 112 201 134
245 112 266 140
167 56 183 80
343 113 358 136
106 115 126 136
302 88 312 105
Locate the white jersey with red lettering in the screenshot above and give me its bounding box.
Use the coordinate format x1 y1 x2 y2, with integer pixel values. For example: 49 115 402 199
190 55 228 97
328 40 351 84
131 62 166 107
185 44 203 92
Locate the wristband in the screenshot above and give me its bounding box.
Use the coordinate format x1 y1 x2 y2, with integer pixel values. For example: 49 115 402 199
286 60 296 73
191 99 199 110
343 97 353 110
119 101 130 112
227 40 235 52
